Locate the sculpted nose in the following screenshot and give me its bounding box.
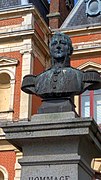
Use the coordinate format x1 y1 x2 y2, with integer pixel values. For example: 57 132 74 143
56 43 61 49
57 45 61 49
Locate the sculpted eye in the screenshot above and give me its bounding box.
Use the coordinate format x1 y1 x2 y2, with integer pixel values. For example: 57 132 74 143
51 41 57 46
60 40 66 44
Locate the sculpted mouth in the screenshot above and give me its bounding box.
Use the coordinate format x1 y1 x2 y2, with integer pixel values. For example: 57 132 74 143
55 50 63 53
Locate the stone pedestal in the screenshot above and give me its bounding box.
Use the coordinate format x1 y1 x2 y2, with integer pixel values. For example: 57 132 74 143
38 98 76 114
1 112 101 180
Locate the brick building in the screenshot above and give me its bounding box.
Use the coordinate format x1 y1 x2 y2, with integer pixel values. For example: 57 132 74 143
0 0 101 179
59 0 101 178
0 0 50 179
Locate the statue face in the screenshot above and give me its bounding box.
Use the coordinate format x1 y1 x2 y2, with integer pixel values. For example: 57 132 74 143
50 35 69 60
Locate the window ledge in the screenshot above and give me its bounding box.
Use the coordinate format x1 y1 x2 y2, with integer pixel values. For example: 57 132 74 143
0 110 13 120
0 110 14 113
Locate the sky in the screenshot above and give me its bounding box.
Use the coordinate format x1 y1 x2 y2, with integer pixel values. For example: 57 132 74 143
48 0 78 5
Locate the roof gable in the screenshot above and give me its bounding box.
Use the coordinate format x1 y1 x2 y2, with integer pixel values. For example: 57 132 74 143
0 57 18 67
77 61 101 72
61 0 101 30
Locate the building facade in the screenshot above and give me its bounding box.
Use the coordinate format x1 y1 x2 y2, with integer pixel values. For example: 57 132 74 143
59 0 101 177
0 1 50 179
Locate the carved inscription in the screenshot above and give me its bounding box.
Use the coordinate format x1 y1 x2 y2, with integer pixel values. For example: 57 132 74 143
29 176 70 180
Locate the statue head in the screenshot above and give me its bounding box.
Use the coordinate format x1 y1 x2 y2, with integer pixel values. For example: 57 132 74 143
49 32 73 66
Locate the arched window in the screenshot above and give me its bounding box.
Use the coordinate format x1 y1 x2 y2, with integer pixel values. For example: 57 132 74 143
0 171 4 180
0 57 18 120
0 165 8 180
0 73 10 112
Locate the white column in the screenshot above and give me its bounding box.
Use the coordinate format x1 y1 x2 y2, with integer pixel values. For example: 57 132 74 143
20 39 34 120
74 95 79 114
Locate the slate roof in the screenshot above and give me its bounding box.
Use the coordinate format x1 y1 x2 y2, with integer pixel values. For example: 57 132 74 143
61 0 101 30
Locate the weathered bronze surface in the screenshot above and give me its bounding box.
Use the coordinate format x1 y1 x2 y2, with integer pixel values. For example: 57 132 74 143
21 32 101 114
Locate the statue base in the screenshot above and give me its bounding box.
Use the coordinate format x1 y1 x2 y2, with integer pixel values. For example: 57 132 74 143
38 98 77 115
1 112 101 180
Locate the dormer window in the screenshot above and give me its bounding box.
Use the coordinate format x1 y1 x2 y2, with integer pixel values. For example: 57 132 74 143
85 0 101 16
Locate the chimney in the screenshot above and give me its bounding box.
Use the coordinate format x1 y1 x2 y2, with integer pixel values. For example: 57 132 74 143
47 0 72 29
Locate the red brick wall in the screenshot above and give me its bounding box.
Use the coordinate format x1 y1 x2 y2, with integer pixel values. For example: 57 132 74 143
13 52 22 120
0 151 16 180
35 22 45 40
71 55 101 68
70 34 101 68
59 0 70 25
50 0 60 13
33 57 44 75
0 17 24 27
71 33 101 43
49 0 69 28
0 51 22 120
32 57 44 115
49 18 60 29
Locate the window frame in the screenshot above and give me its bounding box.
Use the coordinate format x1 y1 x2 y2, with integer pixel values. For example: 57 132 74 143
0 165 8 180
80 89 101 124
0 57 18 120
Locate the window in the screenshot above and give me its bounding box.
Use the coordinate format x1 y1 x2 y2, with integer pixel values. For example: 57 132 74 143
81 90 90 118
0 166 8 180
0 57 18 120
81 89 101 124
0 73 10 112
85 0 101 16
0 171 4 180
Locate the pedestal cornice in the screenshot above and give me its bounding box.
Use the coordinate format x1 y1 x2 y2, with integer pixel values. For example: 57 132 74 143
1 112 101 151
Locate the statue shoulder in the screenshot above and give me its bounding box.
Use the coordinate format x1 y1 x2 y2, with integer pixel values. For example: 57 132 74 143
21 74 36 94
36 68 52 79
83 70 101 83
64 67 83 76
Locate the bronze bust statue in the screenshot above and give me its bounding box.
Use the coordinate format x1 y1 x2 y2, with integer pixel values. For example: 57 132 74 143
21 32 101 114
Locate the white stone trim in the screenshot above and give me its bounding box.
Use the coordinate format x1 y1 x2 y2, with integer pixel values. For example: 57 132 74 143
20 39 34 120
22 12 32 26
0 57 18 66
0 165 8 180
77 61 101 72
14 151 22 180
73 40 101 54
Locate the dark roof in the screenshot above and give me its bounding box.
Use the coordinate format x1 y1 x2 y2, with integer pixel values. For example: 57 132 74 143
61 0 101 30
0 0 49 24
29 0 49 24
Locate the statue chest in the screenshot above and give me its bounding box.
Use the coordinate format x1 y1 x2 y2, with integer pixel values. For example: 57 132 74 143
35 68 83 96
